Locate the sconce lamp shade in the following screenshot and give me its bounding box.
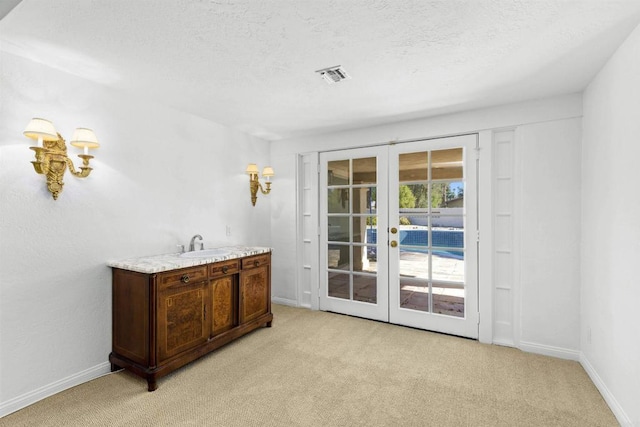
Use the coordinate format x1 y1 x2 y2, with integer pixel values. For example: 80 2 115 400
70 128 100 149
262 166 274 177
23 118 59 141
245 163 274 205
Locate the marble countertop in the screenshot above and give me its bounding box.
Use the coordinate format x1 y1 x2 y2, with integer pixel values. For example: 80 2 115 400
107 246 272 274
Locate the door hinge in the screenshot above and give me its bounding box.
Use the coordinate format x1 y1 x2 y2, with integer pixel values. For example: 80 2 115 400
476 230 480 242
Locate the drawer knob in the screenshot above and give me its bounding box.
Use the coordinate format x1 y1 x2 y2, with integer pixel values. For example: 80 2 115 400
222 265 229 274
254 260 260 267
181 275 190 283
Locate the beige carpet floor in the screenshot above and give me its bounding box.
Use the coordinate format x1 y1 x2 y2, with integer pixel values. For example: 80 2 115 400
0 304 617 426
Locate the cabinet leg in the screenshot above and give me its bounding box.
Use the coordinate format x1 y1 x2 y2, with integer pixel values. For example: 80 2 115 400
266 320 273 328
110 363 119 372
147 379 157 392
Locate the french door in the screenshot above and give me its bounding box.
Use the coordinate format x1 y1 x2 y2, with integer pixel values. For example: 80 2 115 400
319 146 389 321
319 135 478 338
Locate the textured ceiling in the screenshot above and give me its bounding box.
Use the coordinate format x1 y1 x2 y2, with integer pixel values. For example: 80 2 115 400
2 0 640 141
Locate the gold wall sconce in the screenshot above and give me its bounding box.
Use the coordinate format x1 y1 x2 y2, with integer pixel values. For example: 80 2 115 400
246 163 274 206
23 118 100 200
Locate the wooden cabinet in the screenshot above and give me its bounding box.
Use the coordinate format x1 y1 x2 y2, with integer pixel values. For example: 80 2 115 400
110 252 272 391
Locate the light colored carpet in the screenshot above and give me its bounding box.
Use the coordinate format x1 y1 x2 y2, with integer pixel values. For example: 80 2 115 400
0 304 617 426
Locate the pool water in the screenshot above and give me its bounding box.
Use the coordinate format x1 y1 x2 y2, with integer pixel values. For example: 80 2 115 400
366 228 464 260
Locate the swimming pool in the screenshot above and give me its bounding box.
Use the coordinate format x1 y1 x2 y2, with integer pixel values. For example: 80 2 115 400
366 227 464 260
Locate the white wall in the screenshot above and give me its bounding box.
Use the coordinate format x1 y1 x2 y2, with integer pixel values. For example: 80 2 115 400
581 22 640 426
516 119 582 356
0 52 271 415
271 94 583 358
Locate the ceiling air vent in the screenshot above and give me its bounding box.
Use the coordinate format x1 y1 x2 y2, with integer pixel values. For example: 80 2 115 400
316 65 350 84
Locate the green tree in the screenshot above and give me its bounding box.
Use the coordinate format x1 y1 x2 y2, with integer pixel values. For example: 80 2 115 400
399 185 416 208
446 185 456 201
407 184 429 208
399 185 415 226
431 183 458 207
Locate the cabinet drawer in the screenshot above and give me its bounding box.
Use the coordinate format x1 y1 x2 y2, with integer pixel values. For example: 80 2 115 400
209 260 239 277
241 254 270 270
158 266 208 290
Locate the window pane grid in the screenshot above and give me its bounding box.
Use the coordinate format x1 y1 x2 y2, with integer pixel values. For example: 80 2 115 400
397 148 466 317
327 157 378 305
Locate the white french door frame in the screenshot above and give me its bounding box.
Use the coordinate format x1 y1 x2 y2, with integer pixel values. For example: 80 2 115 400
388 134 479 338
318 146 389 322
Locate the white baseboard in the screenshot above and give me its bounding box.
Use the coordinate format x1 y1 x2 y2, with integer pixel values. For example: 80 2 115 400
0 361 112 418
519 340 580 361
271 297 298 307
492 338 515 348
580 352 632 426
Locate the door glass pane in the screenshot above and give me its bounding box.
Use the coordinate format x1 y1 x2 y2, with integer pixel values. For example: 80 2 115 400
328 189 349 213
363 217 377 244
401 184 429 208
353 186 376 214
399 227 428 246
430 182 463 209
399 248 429 281
328 216 349 242
432 148 462 180
432 216 464 283
327 244 349 271
353 157 376 184
328 272 350 299
432 222 463 248
400 278 430 312
432 282 464 317
353 274 377 303
328 160 349 185
352 217 369 244
370 187 377 210
351 187 371 214
432 250 464 283
354 246 377 273
399 152 428 182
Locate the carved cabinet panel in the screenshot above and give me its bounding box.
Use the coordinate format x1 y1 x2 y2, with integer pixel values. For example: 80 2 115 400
211 275 236 336
239 257 270 324
157 281 209 361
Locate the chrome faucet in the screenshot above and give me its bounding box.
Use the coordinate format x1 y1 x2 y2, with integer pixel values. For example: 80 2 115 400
189 234 203 251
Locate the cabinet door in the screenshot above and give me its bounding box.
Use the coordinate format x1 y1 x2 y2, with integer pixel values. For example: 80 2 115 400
239 265 269 324
157 281 209 361
211 275 237 336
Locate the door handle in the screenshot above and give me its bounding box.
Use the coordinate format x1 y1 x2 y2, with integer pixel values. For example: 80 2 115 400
390 240 398 248
390 227 398 234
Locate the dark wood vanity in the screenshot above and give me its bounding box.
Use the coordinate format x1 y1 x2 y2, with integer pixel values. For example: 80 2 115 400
109 251 272 391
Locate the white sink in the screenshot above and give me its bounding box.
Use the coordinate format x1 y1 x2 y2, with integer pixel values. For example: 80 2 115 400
179 248 231 258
